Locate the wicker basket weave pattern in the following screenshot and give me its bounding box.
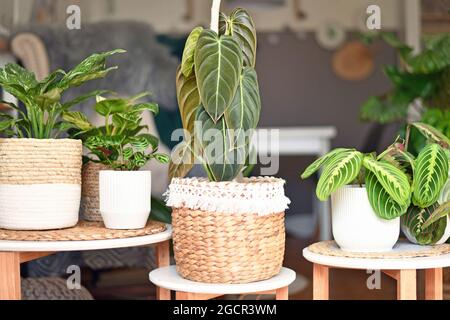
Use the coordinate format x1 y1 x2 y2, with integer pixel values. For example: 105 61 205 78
81 162 110 222
167 177 289 284
0 138 82 184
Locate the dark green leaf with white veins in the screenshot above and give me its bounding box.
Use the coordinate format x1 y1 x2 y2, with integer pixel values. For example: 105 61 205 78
224 67 260 147
194 30 242 122
219 8 257 67
169 137 195 180
413 143 449 208
365 171 409 220
181 27 203 77
316 150 363 201
301 148 354 179
176 65 200 135
195 106 245 181
363 156 411 207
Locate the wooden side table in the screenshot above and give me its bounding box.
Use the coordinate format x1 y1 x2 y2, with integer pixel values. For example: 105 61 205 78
303 241 450 300
0 225 172 300
149 266 296 300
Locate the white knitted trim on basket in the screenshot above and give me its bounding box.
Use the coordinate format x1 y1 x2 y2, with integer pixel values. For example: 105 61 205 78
164 177 291 215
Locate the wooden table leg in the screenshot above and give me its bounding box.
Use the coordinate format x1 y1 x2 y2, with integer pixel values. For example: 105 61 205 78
313 263 329 300
0 252 21 300
425 268 443 300
275 286 289 300
155 240 171 300
397 269 416 300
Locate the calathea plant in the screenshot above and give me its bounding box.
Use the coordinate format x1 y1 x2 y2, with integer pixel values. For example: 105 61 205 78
169 6 261 181
0 50 124 138
63 93 169 170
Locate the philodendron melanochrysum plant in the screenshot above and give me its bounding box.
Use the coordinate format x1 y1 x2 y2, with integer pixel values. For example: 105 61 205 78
169 5 261 181
63 93 170 170
0 50 124 138
300 123 450 235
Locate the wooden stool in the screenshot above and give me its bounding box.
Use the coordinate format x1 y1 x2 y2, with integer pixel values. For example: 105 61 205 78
149 266 296 300
303 241 450 300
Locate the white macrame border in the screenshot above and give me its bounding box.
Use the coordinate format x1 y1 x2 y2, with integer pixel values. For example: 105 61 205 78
164 177 291 216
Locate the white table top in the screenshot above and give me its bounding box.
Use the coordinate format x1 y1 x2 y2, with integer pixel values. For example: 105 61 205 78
149 266 296 294
303 241 450 270
0 225 172 252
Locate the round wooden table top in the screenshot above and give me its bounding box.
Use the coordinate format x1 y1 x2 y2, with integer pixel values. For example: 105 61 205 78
303 240 450 270
149 266 296 294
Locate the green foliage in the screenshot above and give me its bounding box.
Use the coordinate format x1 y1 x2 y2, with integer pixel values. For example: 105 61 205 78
359 32 449 125
64 93 169 171
169 7 260 181
0 49 124 138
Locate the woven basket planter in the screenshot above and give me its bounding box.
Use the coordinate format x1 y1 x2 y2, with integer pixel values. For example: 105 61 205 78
0 138 82 230
166 177 290 284
81 162 110 222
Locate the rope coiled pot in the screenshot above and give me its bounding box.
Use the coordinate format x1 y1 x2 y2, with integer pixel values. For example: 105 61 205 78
0 138 82 230
81 162 110 222
166 177 290 284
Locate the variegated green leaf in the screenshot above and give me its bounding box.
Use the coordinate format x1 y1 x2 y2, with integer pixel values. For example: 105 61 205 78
422 201 450 229
195 106 245 181
169 138 195 179
438 170 450 204
62 111 93 131
379 143 415 181
363 156 411 206
219 8 257 67
365 171 409 220
411 122 450 149
194 30 242 122
224 67 260 149
316 150 363 201
176 65 200 135
401 204 447 245
413 143 448 208
181 26 203 77
301 148 353 179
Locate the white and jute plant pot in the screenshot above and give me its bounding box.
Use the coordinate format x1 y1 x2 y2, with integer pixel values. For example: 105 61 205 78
331 185 400 252
0 138 82 230
165 177 291 284
99 170 151 229
81 162 111 222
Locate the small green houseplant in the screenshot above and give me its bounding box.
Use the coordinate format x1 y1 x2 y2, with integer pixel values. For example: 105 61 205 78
301 122 449 250
64 93 169 229
165 1 290 284
0 50 122 230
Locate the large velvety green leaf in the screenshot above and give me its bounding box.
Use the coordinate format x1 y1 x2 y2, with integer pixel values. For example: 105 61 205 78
363 156 411 206
413 143 449 208
365 171 409 220
168 138 195 179
224 67 260 149
301 148 353 179
401 204 447 245
411 122 450 149
194 30 242 122
176 65 200 135
219 8 257 67
316 150 363 201
181 27 203 77
195 106 245 181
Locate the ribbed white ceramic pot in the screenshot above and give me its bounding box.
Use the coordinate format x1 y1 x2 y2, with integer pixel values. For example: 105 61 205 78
99 170 151 229
331 185 400 252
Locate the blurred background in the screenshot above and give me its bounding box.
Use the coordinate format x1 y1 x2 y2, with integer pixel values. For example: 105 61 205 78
0 0 448 300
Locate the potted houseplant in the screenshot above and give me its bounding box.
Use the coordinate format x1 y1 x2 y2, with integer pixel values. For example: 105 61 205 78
0 50 122 230
301 122 449 251
63 94 169 229
165 1 290 284
396 123 450 245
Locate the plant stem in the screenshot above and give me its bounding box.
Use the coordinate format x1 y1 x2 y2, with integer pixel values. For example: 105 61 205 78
405 123 411 152
210 0 221 33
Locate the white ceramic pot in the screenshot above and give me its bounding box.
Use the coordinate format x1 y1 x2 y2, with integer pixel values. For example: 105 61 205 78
331 185 400 252
99 170 151 229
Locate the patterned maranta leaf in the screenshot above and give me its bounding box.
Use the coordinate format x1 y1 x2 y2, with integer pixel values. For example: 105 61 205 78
301 148 353 179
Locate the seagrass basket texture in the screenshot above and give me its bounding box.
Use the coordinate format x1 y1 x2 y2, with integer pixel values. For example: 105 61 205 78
81 162 110 221
167 177 290 284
